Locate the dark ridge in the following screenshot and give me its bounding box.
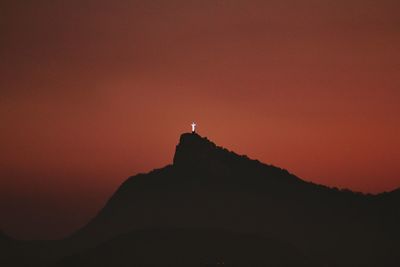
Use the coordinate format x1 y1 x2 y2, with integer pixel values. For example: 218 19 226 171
55 228 317 266
173 133 301 180
174 132 266 169
2 133 400 267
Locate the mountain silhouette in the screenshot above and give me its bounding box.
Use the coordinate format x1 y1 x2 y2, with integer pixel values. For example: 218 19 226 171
56 228 315 266
1 132 400 266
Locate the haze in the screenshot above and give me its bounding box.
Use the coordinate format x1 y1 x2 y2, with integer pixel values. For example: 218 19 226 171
1 0 399 239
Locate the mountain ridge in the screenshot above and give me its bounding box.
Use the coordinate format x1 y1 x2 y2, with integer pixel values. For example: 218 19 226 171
172 132 376 196
1 132 399 266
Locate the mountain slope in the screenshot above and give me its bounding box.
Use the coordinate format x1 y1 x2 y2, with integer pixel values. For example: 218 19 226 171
2 133 399 266
57 228 316 266
66 133 399 265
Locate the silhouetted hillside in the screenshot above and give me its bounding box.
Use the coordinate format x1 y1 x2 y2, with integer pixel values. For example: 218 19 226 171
1 133 400 266
0 231 16 264
56 228 316 266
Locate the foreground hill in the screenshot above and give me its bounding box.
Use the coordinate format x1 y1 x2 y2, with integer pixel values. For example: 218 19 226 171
56 228 315 266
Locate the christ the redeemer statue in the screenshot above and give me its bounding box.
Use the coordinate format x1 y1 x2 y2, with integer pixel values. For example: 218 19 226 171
191 122 196 133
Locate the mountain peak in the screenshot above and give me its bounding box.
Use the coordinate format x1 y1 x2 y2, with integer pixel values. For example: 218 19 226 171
173 133 218 167
172 132 251 171
178 132 212 144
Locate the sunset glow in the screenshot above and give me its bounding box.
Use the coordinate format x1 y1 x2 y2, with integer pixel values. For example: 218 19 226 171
1 0 399 239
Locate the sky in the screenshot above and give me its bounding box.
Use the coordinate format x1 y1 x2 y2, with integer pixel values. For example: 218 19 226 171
1 0 400 240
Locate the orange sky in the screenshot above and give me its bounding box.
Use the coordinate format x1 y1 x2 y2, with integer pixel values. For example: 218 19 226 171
1 0 400 239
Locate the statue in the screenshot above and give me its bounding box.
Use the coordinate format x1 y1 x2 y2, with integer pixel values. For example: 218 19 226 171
191 122 196 133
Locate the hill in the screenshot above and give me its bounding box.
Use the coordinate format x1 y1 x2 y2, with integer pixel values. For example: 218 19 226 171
1 133 399 266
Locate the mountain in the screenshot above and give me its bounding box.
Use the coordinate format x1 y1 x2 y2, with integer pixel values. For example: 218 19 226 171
56 228 314 266
2 133 400 266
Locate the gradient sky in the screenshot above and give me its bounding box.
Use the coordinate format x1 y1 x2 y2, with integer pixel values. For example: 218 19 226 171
1 0 400 240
